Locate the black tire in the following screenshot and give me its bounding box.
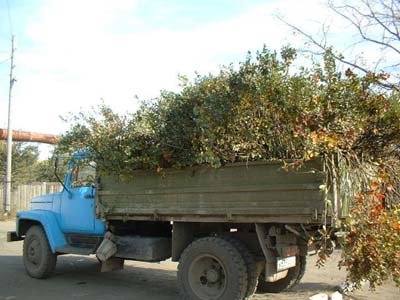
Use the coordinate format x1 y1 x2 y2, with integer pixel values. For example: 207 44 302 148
290 255 306 288
220 236 259 299
178 237 248 300
23 225 57 279
256 255 306 293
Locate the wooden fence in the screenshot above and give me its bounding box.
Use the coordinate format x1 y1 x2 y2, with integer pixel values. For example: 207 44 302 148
0 182 62 213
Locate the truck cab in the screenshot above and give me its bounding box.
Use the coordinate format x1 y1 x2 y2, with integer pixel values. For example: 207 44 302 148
8 152 106 276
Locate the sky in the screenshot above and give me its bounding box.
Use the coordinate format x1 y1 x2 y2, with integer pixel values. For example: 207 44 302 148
0 0 385 158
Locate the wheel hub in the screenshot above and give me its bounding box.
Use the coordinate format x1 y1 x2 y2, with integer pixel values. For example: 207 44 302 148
205 268 220 283
188 255 227 299
28 239 41 265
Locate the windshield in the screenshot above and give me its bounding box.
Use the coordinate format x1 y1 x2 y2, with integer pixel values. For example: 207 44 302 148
71 160 96 188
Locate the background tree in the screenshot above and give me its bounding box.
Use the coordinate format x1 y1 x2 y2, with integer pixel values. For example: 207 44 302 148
33 158 59 182
0 141 56 184
280 0 399 90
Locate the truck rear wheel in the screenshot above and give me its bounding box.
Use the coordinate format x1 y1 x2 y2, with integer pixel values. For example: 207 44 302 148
177 237 248 300
221 236 260 298
23 225 57 279
256 255 306 293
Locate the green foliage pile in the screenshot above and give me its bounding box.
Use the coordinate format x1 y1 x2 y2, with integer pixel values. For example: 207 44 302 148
58 47 400 174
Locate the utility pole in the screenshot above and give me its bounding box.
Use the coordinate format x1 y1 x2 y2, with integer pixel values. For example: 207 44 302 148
4 35 16 214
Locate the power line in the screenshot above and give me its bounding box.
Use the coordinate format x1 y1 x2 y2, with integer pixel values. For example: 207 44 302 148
0 57 11 65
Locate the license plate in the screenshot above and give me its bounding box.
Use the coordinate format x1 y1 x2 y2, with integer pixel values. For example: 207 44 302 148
277 256 296 271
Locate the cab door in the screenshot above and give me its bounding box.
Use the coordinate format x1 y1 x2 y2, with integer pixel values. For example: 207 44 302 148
59 160 98 233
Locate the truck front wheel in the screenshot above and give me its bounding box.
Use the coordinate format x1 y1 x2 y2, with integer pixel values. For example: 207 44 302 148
177 237 248 300
23 225 57 279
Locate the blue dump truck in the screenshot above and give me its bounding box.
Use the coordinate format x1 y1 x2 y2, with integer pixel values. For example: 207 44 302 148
7 151 344 300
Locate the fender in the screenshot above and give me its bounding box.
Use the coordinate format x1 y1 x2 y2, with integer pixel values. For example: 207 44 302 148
17 210 67 253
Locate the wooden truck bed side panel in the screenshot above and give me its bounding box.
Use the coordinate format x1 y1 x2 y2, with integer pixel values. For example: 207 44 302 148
97 160 326 223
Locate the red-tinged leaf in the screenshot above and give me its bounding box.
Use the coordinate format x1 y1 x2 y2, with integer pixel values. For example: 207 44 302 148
371 181 380 189
375 192 385 202
355 194 364 203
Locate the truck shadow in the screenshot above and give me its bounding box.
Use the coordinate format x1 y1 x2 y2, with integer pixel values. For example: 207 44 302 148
0 254 342 300
0 255 179 300
56 255 179 290
255 283 341 300
293 282 340 292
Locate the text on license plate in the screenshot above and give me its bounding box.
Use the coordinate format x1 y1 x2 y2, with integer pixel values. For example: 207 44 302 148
277 256 296 272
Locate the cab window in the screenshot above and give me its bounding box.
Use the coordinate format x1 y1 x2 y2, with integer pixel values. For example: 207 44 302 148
71 161 96 188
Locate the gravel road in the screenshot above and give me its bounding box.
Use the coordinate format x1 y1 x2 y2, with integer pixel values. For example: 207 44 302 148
0 220 398 300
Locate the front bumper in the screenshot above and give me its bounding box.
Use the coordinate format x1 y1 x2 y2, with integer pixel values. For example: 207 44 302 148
6 231 23 242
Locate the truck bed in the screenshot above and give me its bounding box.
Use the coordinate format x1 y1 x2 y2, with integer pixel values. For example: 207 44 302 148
96 160 327 224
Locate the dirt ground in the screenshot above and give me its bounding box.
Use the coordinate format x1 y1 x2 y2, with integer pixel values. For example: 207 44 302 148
0 220 398 300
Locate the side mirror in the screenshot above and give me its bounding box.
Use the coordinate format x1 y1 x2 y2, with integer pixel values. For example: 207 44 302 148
54 154 72 197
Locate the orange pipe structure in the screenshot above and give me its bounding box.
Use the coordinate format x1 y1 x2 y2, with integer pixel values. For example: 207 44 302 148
0 129 59 145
